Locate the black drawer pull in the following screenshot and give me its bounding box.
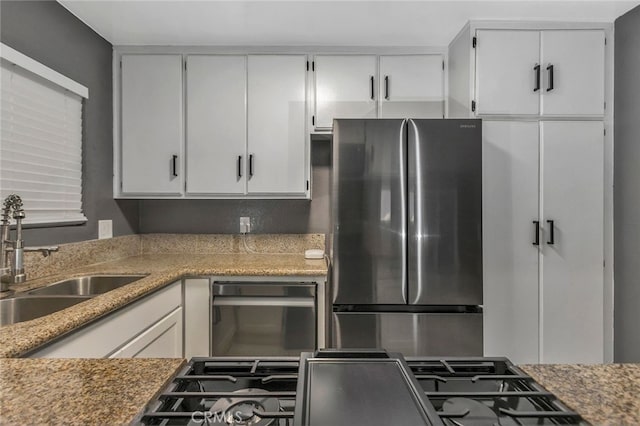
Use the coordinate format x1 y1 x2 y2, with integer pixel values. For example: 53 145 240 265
237 155 242 178
172 155 178 177
534 64 540 92
384 75 390 100
533 221 540 245
546 64 554 92
547 220 555 245
370 76 375 100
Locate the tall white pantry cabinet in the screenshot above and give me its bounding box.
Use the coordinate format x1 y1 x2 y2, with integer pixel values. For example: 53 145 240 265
448 22 612 364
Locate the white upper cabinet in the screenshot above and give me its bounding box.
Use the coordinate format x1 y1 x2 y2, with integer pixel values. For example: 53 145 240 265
379 55 445 118
540 30 605 116
186 55 246 195
314 55 377 129
247 55 307 195
473 29 605 117
117 53 309 199
121 54 183 195
475 30 540 115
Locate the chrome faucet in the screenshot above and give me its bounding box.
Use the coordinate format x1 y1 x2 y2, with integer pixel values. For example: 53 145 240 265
1 194 59 290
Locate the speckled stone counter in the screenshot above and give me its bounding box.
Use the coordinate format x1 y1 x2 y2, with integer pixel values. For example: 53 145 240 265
520 364 640 425
0 253 328 358
0 358 184 425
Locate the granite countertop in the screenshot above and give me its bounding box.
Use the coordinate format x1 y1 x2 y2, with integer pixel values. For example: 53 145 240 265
0 253 328 358
0 359 637 425
0 358 185 425
520 363 640 425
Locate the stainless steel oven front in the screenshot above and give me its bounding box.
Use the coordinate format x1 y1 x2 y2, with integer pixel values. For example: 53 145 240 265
211 281 317 356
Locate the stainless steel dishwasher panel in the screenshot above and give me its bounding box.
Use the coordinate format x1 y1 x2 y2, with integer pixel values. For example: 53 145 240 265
211 282 317 356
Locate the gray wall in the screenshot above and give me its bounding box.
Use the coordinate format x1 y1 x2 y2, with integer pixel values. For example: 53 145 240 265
614 4 640 362
140 139 331 237
0 0 138 246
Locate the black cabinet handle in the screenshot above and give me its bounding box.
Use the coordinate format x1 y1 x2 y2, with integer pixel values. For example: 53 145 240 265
370 76 375 100
546 64 554 92
384 76 390 100
172 155 178 177
533 221 540 246
546 220 555 245
533 64 540 92
237 155 242 178
249 154 254 177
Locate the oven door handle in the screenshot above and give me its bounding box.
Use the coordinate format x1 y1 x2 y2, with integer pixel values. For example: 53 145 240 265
212 297 315 308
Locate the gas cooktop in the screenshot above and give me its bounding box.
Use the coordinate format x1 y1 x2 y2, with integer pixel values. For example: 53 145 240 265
137 350 586 426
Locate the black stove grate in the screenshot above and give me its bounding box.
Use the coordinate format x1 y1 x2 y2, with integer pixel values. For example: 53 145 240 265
137 355 586 426
405 357 585 425
138 357 300 426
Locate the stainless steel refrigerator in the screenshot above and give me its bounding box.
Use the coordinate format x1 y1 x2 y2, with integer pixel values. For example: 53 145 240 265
331 118 483 356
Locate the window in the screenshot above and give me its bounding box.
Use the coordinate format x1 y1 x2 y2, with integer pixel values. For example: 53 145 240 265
0 43 88 226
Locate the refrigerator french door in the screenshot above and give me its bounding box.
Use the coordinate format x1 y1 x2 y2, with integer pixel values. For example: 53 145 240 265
331 119 483 356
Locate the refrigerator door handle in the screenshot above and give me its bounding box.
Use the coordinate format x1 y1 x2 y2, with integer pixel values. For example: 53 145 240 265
400 119 408 303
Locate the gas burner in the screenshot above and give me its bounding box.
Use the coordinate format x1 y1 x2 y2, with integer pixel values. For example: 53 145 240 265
209 388 280 426
441 398 499 426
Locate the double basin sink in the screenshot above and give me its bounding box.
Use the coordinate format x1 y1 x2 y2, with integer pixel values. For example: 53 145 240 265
0 275 147 326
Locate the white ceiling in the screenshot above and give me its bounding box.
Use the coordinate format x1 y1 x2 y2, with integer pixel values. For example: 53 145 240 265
58 0 639 46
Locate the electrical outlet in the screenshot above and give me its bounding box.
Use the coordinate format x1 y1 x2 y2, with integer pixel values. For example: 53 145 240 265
98 220 113 239
239 217 251 234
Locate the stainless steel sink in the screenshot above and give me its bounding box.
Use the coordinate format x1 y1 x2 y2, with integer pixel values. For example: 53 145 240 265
27 274 148 296
0 296 91 326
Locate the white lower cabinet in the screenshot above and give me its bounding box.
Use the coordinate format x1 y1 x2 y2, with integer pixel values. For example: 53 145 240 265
29 282 183 358
110 307 183 358
483 120 604 364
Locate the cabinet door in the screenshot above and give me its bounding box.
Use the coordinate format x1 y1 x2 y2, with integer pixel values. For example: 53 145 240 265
541 30 605 116
186 55 246 195
482 121 540 364
121 55 183 194
379 55 444 118
541 121 604 363
247 55 307 195
475 30 540 115
110 307 183 358
314 55 377 129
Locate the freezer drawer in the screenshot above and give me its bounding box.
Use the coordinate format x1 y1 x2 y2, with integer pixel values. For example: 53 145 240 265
332 312 482 356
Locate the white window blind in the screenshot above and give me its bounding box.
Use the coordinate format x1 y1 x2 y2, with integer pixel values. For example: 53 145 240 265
0 57 87 226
